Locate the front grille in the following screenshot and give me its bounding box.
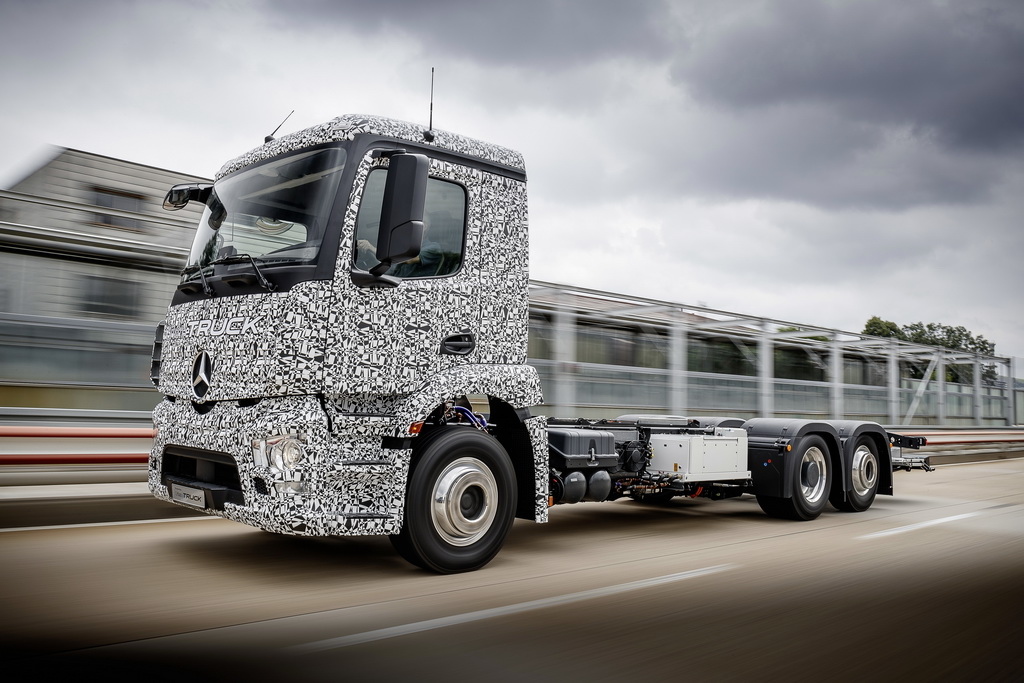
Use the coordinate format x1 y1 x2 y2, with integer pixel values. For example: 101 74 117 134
161 445 244 507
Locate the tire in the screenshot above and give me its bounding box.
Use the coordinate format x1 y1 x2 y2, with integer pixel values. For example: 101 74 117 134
830 436 880 512
389 427 516 573
757 435 833 521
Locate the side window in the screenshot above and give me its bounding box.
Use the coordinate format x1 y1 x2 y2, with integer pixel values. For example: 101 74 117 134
354 169 467 278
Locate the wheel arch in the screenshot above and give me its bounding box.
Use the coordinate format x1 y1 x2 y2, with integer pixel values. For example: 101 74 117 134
412 396 541 522
395 365 546 523
743 418 842 499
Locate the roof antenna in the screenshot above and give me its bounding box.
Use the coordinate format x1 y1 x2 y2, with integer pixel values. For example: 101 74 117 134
424 68 435 142
265 110 295 143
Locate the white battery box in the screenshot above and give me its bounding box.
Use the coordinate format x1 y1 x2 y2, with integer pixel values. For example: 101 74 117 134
647 427 750 482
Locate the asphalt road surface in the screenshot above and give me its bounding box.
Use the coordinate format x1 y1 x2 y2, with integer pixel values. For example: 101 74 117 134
2 459 1022 681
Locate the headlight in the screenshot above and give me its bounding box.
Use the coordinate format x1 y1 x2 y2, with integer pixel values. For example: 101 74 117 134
269 436 305 470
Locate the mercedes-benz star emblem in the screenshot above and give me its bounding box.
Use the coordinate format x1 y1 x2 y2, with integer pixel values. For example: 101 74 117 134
192 351 214 400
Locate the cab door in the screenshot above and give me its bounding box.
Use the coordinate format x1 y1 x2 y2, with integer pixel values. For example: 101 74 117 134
328 152 483 397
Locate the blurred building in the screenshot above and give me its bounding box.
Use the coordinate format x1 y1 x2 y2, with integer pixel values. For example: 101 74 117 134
0 150 1018 425
0 149 206 418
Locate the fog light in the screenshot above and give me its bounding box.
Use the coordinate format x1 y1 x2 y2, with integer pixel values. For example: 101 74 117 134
274 480 306 495
270 436 305 469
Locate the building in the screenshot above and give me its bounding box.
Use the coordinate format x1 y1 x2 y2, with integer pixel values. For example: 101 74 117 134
0 149 205 417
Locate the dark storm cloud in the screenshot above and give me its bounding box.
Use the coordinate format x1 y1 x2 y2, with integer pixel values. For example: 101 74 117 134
265 0 676 68
673 0 1024 152
638 103 1008 210
271 0 1024 211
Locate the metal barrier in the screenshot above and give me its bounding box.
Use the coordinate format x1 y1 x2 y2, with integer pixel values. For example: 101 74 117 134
0 425 153 465
3 425 1022 468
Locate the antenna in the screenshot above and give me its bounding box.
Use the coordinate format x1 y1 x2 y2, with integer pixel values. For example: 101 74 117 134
265 110 295 143
424 68 435 142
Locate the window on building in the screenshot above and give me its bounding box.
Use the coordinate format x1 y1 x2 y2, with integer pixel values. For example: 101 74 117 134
528 316 554 360
79 275 140 318
92 187 144 231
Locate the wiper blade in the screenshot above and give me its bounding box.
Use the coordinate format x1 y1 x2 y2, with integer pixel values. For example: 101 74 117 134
209 254 277 291
179 264 215 297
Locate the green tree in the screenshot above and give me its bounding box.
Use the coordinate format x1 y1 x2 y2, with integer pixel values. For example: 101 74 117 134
862 316 997 384
776 326 830 343
862 316 903 339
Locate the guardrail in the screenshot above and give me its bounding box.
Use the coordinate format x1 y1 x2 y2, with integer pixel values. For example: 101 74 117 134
0 407 155 427
893 429 1024 466
0 426 154 465
3 426 1023 467
896 429 1024 444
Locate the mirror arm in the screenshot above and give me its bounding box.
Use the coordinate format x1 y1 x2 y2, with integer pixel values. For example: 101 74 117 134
163 183 213 211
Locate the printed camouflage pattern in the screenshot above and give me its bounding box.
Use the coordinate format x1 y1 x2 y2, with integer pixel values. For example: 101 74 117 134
149 364 547 534
149 115 548 535
216 114 525 180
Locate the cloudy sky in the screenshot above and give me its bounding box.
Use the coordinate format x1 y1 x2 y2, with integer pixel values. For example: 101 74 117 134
1 0 1022 359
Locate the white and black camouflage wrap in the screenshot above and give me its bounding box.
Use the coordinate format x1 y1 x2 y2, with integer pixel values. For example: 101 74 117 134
149 115 549 536
216 114 525 180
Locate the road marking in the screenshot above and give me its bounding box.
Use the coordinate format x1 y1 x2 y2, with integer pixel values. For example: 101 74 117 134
858 512 982 539
0 516 220 533
292 564 737 653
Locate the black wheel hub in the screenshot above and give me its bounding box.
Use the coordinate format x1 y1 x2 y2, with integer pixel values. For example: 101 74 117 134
802 461 820 488
460 486 484 518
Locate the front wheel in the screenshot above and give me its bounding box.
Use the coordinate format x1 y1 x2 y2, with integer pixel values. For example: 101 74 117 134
390 427 516 573
757 435 833 521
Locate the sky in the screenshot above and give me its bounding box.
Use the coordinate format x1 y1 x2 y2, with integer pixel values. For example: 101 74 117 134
1 0 1022 359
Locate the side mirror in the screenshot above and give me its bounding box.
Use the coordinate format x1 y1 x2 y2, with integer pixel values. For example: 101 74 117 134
369 153 428 276
163 183 213 211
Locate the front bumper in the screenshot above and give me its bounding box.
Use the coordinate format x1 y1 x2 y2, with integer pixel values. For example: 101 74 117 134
148 395 412 536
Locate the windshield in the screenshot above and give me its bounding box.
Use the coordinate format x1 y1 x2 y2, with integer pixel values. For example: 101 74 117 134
182 146 347 278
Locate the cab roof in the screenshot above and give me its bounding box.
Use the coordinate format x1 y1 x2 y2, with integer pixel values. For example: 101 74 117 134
217 114 526 180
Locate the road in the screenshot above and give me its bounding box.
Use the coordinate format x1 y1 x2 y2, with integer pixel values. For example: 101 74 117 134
2 459 1023 681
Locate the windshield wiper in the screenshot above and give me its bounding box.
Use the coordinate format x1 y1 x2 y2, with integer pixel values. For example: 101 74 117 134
209 254 277 291
179 264 215 297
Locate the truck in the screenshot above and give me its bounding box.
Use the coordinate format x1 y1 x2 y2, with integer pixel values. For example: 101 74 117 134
148 114 927 573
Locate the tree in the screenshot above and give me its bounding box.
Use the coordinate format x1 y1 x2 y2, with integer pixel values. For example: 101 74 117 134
862 316 997 384
776 326 830 343
862 316 903 339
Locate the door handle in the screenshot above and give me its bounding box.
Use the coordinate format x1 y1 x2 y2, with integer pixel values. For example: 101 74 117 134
440 333 475 356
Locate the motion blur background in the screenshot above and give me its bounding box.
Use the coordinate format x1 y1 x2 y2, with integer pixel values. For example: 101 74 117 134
0 148 1020 426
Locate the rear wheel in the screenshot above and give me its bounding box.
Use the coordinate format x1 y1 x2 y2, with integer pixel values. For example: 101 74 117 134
390 427 516 573
757 435 832 521
830 436 880 512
